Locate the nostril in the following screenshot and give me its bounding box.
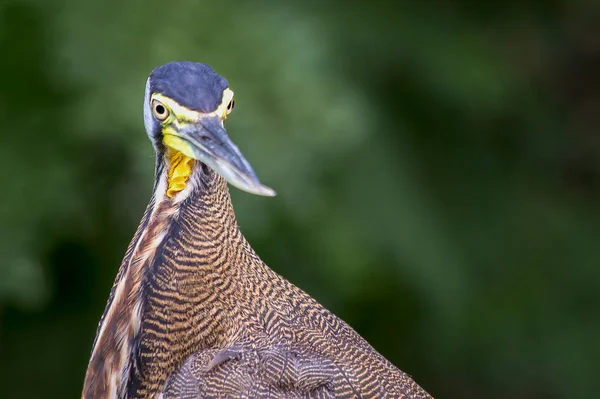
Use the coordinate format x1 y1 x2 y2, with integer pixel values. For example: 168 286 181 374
200 135 213 143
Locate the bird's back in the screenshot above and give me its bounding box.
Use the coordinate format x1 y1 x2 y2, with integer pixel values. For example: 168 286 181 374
165 269 431 399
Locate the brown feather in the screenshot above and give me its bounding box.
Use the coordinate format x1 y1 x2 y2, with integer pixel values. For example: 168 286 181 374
83 161 433 399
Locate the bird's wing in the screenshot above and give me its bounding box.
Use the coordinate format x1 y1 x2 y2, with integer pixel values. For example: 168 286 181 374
162 342 359 399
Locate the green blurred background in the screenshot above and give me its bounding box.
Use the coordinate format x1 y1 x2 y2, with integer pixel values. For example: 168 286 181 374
1 0 600 398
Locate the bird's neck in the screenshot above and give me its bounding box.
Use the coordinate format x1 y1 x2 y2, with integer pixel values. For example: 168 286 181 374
165 148 194 198
82 157 254 399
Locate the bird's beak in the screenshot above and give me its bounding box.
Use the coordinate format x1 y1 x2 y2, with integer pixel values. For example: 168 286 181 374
163 116 276 197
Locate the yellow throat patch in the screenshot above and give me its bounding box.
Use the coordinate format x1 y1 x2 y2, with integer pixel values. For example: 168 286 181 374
165 148 194 198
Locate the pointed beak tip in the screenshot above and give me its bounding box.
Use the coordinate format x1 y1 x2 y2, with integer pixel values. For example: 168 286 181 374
254 185 277 197
176 117 277 199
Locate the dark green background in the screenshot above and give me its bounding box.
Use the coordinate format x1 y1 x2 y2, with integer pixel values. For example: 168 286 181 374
1 1 599 398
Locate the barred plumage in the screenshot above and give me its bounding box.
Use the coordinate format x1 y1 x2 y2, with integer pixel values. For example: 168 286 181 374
82 61 433 399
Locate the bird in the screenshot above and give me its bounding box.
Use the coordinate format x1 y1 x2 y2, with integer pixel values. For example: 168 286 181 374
81 61 433 399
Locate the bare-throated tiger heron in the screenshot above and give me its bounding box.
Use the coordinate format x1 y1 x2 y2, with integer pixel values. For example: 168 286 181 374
82 61 433 399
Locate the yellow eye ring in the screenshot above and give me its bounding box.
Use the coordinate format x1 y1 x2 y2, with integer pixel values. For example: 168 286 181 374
152 99 170 121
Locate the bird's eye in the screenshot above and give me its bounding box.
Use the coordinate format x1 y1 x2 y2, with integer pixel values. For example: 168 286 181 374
226 100 235 115
152 100 170 121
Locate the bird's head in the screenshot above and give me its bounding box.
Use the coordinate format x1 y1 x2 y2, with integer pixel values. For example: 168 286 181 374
143 61 275 198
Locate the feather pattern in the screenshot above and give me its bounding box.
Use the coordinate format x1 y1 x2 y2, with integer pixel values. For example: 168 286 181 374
83 161 432 399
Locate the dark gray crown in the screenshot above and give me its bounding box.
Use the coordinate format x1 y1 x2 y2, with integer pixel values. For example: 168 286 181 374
149 61 229 113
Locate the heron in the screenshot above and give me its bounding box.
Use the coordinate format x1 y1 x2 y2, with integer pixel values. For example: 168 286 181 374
82 61 433 399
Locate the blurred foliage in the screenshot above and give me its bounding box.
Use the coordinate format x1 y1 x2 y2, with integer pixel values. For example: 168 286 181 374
1 0 600 398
